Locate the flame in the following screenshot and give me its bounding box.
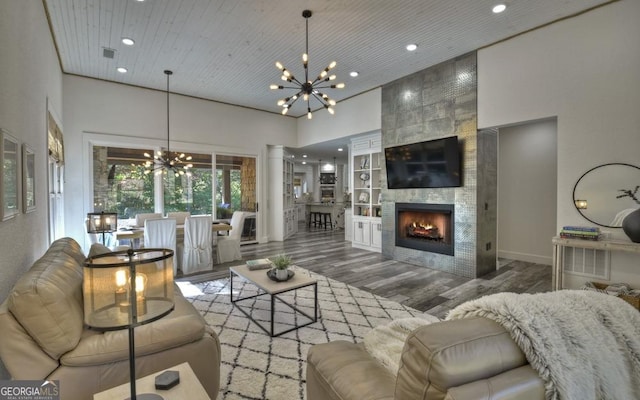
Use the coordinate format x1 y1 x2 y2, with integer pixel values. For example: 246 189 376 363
410 221 434 230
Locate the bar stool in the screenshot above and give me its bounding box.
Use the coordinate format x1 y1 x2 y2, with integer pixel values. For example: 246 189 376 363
321 212 332 230
309 211 322 228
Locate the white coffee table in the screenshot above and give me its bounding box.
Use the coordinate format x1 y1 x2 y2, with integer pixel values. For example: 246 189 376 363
229 265 318 336
93 362 210 400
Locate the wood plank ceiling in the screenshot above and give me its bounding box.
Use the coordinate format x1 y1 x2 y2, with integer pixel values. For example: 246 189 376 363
44 0 613 118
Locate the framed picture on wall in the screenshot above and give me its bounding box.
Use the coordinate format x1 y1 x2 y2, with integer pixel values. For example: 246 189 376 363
1 129 20 221
320 173 336 184
22 144 36 213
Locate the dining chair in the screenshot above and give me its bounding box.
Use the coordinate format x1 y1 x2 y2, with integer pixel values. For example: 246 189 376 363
144 218 177 273
167 211 191 225
84 222 122 249
135 212 163 227
216 211 247 264
177 215 213 275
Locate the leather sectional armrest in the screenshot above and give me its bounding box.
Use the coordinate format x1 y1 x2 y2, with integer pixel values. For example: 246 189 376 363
61 295 206 367
444 365 545 400
307 341 395 400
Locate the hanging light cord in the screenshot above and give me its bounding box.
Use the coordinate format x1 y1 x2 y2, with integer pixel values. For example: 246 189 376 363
165 70 171 154
142 70 193 176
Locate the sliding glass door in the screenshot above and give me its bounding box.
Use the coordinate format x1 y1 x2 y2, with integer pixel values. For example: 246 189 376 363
92 146 214 217
91 146 258 243
92 146 155 218
215 154 257 242
163 152 213 215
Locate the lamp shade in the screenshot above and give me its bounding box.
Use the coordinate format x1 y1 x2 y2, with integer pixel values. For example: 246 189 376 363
86 212 118 234
83 248 174 330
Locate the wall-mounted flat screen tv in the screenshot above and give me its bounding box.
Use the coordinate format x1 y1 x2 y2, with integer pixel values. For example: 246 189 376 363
385 136 461 189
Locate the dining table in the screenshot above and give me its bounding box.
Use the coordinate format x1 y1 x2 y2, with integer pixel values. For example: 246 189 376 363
115 221 232 248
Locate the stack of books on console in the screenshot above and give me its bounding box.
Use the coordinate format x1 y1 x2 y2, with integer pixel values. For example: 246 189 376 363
560 226 601 241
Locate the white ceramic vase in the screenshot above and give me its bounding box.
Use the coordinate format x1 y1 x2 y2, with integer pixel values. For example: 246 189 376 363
275 268 289 280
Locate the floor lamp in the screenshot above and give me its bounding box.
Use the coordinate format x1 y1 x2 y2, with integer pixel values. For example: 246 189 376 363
86 211 118 245
84 248 175 400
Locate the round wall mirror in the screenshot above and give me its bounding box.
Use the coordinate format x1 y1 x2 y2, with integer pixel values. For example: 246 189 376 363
572 163 640 228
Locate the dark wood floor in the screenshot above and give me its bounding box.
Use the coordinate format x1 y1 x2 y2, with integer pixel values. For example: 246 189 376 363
180 223 552 319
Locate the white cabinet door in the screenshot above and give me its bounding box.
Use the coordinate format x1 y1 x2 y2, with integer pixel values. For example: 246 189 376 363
371 221 382 249
353 220 371 246
284 208 297 238
344 209 353 241
292 209 299 234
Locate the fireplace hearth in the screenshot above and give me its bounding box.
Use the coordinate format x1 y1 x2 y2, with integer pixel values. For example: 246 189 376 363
395 203 454 256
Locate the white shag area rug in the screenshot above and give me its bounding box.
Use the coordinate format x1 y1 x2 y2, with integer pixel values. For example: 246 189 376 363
446 290 640 400
179 266 433 400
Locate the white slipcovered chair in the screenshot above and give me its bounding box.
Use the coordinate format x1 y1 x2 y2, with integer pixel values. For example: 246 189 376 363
216 211 248 264
144 218 177 274
167 211 191 225
177 215 213 275
135 212 163 227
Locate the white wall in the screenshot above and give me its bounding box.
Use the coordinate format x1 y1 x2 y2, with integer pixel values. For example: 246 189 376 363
478 0 640 286
297 88 381 146
0 1 62 378
0 2 62 298
63 76 297 249
498 120 557 265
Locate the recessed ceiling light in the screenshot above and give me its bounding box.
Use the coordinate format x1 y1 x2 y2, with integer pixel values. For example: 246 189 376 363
406 44 418 52
337 148 344 152
122 38 135 46
117 67 128 73
302 161 307 165
302 154 307 158
349 71 359 77
492 4 506 13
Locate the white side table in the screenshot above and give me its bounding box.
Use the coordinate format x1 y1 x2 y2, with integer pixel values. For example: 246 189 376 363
552 236 640 290
93 362 211 400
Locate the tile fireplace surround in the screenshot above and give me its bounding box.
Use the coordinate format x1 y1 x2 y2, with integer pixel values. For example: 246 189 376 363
380 52 497 278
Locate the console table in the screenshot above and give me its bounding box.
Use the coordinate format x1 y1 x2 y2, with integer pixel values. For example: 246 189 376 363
552 236 640 290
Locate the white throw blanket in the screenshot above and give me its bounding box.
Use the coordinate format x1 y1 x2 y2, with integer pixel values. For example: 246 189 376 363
363 315 440 375
446 290 640 400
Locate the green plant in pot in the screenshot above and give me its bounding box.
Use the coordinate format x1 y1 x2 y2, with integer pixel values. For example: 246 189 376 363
271 253 292 280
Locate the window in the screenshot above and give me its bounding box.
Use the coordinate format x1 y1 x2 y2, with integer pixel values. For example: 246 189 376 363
92 146 214 220
91 146 256 238
48 112 65 242
164 152 213 215
92 146 155 218
215 155 256 220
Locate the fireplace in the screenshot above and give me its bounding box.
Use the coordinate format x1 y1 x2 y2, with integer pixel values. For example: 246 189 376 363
395 203 454 256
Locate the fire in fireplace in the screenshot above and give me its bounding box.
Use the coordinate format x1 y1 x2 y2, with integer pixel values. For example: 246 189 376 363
407 221 442 241
395 203 454 256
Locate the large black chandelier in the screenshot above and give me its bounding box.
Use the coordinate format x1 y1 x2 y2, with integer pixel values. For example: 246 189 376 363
144 70 193 177
270 10 345 119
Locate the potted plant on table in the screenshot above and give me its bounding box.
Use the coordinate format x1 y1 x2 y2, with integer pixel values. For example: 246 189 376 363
271 253 292 280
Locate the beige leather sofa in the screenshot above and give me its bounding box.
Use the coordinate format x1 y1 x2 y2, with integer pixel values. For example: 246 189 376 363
307 317 545 400
0 237 220 400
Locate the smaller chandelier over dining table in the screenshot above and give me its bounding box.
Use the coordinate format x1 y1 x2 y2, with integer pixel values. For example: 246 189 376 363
270 10 345 119
144 70 193 177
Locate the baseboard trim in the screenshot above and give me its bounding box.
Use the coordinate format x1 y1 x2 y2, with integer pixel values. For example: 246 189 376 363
498 250 551 266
